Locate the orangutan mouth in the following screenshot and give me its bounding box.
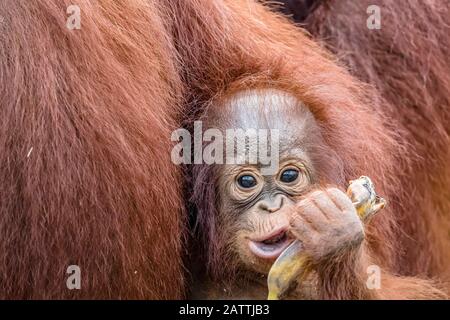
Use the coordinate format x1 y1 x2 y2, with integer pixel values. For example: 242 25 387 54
248 230 293 260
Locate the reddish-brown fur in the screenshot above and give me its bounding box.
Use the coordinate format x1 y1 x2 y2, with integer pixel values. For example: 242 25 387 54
0 0 448 299
0 0 186 299
189 0 450 298
303 0 450 280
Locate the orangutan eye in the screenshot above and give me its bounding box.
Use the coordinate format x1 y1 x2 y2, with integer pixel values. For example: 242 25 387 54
237 175 257 189
280 168 299 183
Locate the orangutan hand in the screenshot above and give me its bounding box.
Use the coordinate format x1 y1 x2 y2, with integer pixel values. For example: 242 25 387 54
289 188 365 263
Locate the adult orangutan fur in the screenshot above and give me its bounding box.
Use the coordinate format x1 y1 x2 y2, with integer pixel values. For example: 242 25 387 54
0 0 186 299
0 0 448 299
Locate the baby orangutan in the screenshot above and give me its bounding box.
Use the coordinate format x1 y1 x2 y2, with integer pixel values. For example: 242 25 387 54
191 89 369 299
191 88 448 299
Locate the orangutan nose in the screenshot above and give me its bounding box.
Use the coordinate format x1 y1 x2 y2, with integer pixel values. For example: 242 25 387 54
258 195 289 213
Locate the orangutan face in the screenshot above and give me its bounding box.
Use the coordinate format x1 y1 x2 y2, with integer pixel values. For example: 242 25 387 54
207 89 325 274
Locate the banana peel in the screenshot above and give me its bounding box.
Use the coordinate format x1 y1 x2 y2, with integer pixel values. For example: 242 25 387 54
267 176 386 300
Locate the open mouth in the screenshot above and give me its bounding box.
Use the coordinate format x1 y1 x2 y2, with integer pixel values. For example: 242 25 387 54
248 229 293 260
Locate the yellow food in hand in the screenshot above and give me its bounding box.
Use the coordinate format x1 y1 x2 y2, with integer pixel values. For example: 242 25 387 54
267 176 386 300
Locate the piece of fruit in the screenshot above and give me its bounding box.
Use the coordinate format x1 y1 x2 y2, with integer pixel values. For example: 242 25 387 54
267 176 386 300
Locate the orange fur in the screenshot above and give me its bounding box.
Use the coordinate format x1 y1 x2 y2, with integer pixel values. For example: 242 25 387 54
0 0 448 299
303 0 450 290
189 0 449 299
0 0 186 299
